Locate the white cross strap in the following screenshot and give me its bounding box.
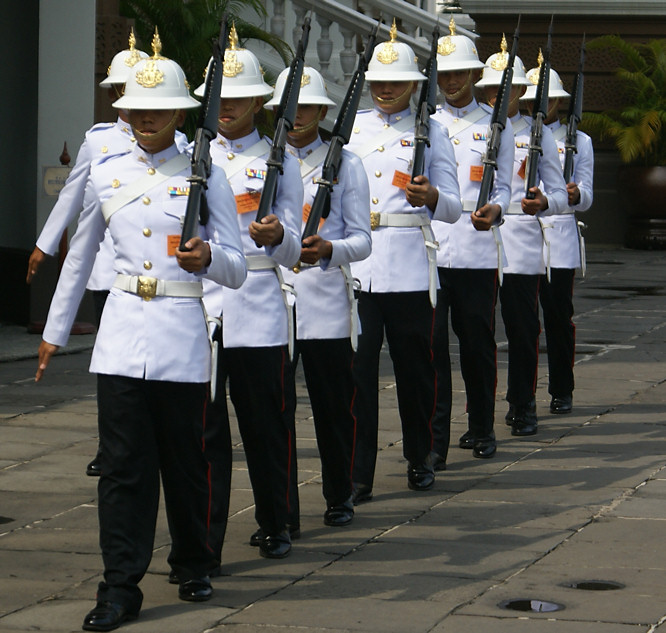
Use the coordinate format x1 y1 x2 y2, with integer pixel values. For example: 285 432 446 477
101 153 191 224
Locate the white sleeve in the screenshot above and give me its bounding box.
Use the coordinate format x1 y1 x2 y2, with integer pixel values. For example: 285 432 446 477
42 175 106 348
427 121 463 224
205 166 247 289
264 153 303 268
36 137 93 255
326 150 372 270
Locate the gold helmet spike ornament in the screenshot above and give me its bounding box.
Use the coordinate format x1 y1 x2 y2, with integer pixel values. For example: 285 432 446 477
449 16 456 35
489 34 508 71
125 28 142 67
377 19 400 64
223 23 244 77
228 22 241 51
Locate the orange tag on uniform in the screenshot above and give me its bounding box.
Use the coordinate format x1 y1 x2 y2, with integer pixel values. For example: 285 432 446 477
517 157 527 180
470 165 484 182
392 170 411 190
167 234 180 256
302 203 324 229
235 191 261 214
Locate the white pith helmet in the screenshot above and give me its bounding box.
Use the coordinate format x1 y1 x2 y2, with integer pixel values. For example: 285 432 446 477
475 34 530 87
521 55 570 100
365 20 425 82
264 66 336 108
194 24 273 99
113 29 200 110
99 28 149 86
436 17 484 72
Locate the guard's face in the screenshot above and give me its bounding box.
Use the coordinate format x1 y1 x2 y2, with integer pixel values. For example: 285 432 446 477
483 85 525 116
218 96 262 139
128 109 185 153
437 69 475 102
369 81 417 115
287 104 327 146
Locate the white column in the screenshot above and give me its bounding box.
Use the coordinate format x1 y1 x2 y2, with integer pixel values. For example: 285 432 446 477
36 0 95 236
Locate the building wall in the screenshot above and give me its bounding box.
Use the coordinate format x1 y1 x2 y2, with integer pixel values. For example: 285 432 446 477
0 1 96 325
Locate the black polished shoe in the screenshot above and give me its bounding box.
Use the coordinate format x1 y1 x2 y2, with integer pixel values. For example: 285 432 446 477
351 482 373 505
407 462 435 491
472 436 497 459
178 576 212 602
458 431 478 450
82 601 137 631
169 564 222 585
550 395 572 414
512 399 538 436
324 499 354 527
427 450 447 471
259 530 291 559
505 404 516 426
86 453 102 477
250 524 301 547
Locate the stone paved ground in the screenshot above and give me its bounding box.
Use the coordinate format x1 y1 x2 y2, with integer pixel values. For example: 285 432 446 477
1 246 665 633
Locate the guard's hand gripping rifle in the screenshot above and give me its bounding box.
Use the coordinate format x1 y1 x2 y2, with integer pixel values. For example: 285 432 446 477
563 36 585 183
411 22 440 182
476 19 520 210
524 16 553 200
300 19 381 242
255 16 311 223
179 15 230 250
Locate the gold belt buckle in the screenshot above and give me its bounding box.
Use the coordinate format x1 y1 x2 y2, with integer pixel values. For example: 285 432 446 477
137 276 157 301
370 211 380 231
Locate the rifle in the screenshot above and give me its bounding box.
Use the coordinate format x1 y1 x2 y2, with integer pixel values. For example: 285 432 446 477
179 15 230 250
299 18 382 244
255 15 311 224
411 22 440 182
524 16 553 200
476 18 520 210
563 35 586 183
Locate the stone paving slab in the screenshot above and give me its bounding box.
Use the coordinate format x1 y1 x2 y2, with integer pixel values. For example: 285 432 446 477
2 249 666 633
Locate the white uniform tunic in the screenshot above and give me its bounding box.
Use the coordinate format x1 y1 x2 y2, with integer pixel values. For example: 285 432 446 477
283 136 371 340
203 129 303 348
501 114 568 275
36 119 187 291
42 143 246 383
432 100 514 269
346 107 462 293
542 121 594 269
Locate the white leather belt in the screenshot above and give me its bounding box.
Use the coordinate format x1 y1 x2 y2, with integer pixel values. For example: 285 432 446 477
113 273 203 301
577 220 587 277
370 212 439 308
245 255 296 359
505 202 524 215
340 264 362 351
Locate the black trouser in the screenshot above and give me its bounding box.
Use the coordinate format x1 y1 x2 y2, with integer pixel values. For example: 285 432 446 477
352 291 436 488
96 374 215 612
91 290 110 328
225 345 296 536
499 273 541 407
539 268 576 397
203 323 233 564
295 338 356 507
432 268 499 454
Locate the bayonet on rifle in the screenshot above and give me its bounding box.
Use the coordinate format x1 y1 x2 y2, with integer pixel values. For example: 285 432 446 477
179 15 230 251
524 16 553 200
563 35 585 183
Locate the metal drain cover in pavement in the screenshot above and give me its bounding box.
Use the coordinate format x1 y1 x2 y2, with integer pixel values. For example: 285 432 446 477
499 599 565 613
566 580 625 591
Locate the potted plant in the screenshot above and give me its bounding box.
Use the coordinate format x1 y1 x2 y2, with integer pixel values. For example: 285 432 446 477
581 35 666 249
